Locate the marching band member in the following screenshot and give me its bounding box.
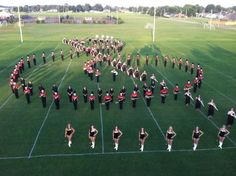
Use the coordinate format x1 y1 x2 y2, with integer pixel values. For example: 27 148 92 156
192 126 204 151
67 85 74 102
133 68 140 79
166 126 176 152
64 123 75 147
207 99 218 118
145 89 153 107
178 58 183 70
160 87 169 104
190 63 195 75
51 51 55 62
173 84 180 100
226 108 236 128
53 92 60 109
136 53 140 66
150 74 158 83
104 92 112 110
39 89 47 108
60 49 64 61
97 87 103 104
113 126 123 151
117 92 125 110
145 55 149 65
154 55 159 66
160 80 166 90
163 56 168 67
218 125 230 149
127 66 134 76
71 92 79 110
142 82 148 97
89 92 96 110
88 125 98 149
172 57 176 69
82 86 88 103
184 80 192 92
131 90 139 108
185 59 189 72
95 69 101 82
193 77 199 93
24 86 31 104
184 90 194 106
139 128 149 152
140 71 147 82
195 95 204 109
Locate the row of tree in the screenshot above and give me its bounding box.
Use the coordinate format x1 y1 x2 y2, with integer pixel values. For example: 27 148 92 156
12 4 236 17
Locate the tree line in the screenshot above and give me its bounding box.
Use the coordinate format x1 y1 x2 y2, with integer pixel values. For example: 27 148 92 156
12 4 236 17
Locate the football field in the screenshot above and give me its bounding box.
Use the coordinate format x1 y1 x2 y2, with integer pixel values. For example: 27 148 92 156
0 13 236 176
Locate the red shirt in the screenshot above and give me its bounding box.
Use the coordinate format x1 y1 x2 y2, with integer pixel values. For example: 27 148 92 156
24 88 30 94
72 95 78 101
118 95 125 101
160 89 168 95
173 86 180 93
104 95 112 101
53 94 60 100
131 92 138 98
89 95 96 101
145 90 153 96
185 83 192 89
40 92 46 97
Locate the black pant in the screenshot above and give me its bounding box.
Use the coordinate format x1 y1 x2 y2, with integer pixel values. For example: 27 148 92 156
84 95 87 103
41 97 46 108
161 96 166 104
73 100 77 110
98 96 102 103
185 66 188 72
193 85 197 93
90 101 94 110
119 101 123 109
179 64 182 70
174 94 178 100
164 61 167 67
96 76 99 82
52 56 55 62
191 68 194 75
30 89 33 96
132 100 136 108
25 94 31 104
33 59 36 65
43 58 46 64
146 98 151 107
172 63 175 68
155 60 158 66
105 102 110 110
137 60 140 66
113 74 116 82
54 100 60 109
27 62 31 68
198 81 202 89
77 52 79 57
14 90 19 98
68 95 72 102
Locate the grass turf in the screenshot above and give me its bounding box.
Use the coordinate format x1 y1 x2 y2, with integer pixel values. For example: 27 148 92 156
0 13 236 176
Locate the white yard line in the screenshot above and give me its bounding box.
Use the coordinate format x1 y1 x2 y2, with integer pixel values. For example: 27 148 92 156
97 83 105 154
28 60 72 158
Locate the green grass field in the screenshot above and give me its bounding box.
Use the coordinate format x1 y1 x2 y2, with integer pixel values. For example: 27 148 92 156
0 13 236 176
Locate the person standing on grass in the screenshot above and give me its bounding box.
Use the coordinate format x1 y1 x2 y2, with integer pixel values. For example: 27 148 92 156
218 125 230 149
131 90 139 108
71 92 79 110
193 77 199 93
172 57 176 69
104 92 112 110
173 84 180 100
97 87 103 104
39 89 47 108
42 52 46 64
160 87 169 104
95 69 101 83
185 59 189 72
190 63 195 75
27 55 31 68
166 126 176 152
178 58 183 70
67 85 74 103
145 55 149 66
117 92 125 110
163 56 168 67
53 92 60 110
69 48 73 59
195 95 204 110
145 88 153 107
154 55 159 66
226 108 236 128
89 125 98 149
32 53 36 66
64 123 75 148
207 99 218 118
139 128 149 152
136 53 140 66
82 86 88 103
184 80 192 92
109 88 115 102
113 126 123 151
111 68 118 82
28 81 33 96
51 51 55 62
192 126 204 151
184 90 193 107
89 92 96 110
60 49 64 61
24 86 31 104
13 82 20 98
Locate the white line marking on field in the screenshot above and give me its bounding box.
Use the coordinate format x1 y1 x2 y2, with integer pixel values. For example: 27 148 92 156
1 146 236 160
28 60 72 158
97 83 105 154
131 77 166 140
152 65 236 146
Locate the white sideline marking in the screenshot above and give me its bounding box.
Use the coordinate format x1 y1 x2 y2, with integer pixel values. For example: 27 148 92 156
131 77 166 140
152 66 236 146
1 146 236 160
97 83 105 154
28 60 72 158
